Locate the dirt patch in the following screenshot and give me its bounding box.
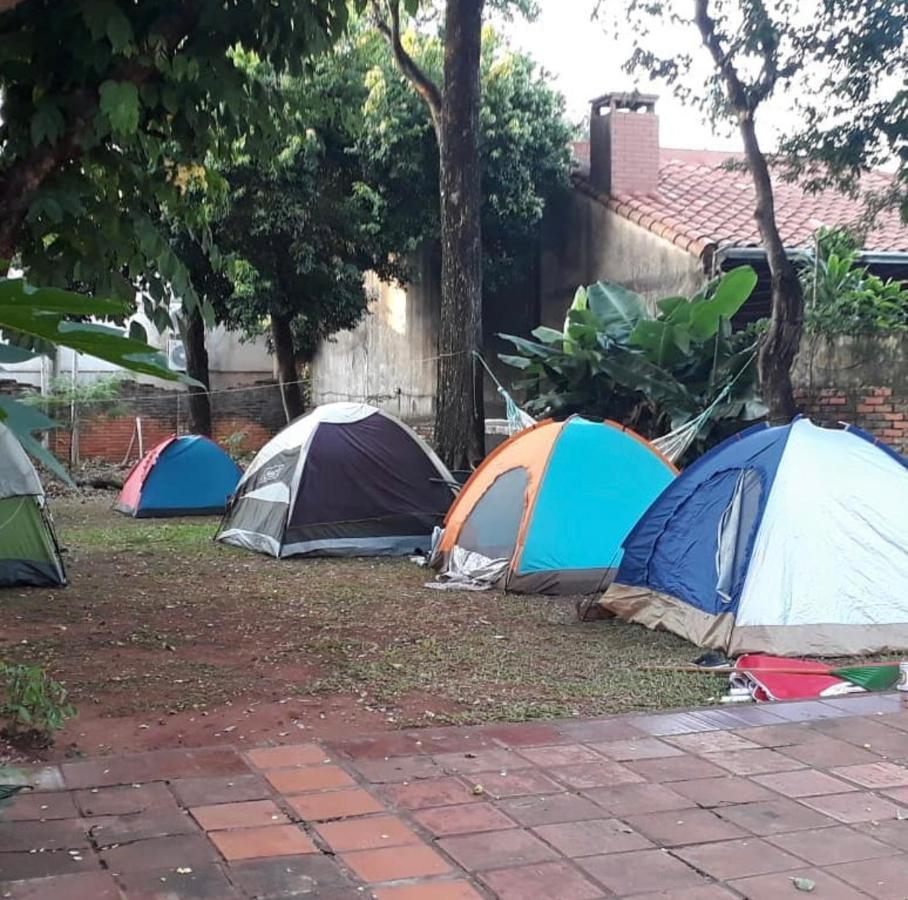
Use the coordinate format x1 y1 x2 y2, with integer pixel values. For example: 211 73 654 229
2 497 715 762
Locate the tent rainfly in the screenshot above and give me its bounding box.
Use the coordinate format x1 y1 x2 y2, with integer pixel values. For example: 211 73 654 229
598 418 908 656
116 435 242 517
431 416 677 593
0 423 66 588
216 403 457 558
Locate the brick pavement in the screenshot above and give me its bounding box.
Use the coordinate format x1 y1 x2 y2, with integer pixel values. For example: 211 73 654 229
2 692 908 898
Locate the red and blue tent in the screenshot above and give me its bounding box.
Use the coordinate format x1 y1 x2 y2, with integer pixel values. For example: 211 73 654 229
116 435 242 518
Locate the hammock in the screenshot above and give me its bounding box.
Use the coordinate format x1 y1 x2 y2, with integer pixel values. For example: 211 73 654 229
474 353 535 436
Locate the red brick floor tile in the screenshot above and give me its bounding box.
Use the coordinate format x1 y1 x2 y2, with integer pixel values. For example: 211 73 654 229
731 723 820 748
812 716 907 748
779 738 882 768
373 879 484 900
0 850 101 882
589 737 685 761
479 722 571 748
433 748 532 774
264 765 354 794
664 730 761 754
496 792 605 826
341 844 451 882
410 727 502 755
413 802 516 836
464 768 563 799
626 808 747 846
532 817 653 856
752 769 857 797
100 834 219 872
228 855 357 896
556 718 646 742
87 809 198 845
0 818 90 851
624 754 727 783
710 749 807 776
832 762 908 789
114 863 242 899
764 824 900 865
61 748 248 789
437 828 559 870
674 837 804 880
74 782 176 817
827 854 908 899
381 777 481 809
287 787 385 821
2 790 78 821
583 781 695 816
315 814 420 852
764 700 852 723
857 819 908 851
728 867 870 899
247 743 328 769
546 760 645 789
822 694 906 716
6 766 64 792
0 871 120 900
631 888 738 900
716 799 835 835
190 799 288 830
480 860 605 899
878 710 908 733
353 755 445 784
330 733 425 760
168 774 273 807
671 776 778 807
578 848 708 894
209 823 316 860
516 744 606 768
799 791 907 823
630 711 723 737
881 784 908 803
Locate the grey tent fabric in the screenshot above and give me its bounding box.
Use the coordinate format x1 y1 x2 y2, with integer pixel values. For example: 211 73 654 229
0 422 66 587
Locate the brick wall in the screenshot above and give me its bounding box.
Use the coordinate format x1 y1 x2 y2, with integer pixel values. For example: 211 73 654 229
36 380 289 464
793 335 908 455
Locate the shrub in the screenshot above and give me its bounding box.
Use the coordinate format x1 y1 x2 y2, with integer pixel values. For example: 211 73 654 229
0 663 75 747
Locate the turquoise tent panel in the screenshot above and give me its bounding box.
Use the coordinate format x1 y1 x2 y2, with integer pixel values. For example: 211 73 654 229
138 436 242 516
518 419 675 574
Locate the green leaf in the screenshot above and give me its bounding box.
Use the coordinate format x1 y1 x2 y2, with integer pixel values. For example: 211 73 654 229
99 80 140 135
105 6 134 53
0 397 72 486
30 102 65 147
0 343 39 364
689 266 758 340
531 325 564 344
499 354 533 370
585 281 646 340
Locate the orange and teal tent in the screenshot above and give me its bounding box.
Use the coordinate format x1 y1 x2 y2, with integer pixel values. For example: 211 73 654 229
431 416 676 594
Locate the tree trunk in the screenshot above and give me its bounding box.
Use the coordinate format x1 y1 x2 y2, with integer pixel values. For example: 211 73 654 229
434 0 486 471
271 309 304 421
180 306 212 436
737 114 803 423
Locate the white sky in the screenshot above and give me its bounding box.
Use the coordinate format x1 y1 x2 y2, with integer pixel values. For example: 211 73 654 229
504 0 796 152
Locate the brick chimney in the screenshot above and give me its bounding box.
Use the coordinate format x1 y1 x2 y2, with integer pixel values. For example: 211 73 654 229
589 92 660 195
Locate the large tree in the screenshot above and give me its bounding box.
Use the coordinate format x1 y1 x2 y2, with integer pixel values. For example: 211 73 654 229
0 0 352 314
620 0 904 422
372 0 486 468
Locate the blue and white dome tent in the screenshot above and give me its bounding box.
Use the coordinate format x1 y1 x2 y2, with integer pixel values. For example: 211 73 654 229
598 417 908 657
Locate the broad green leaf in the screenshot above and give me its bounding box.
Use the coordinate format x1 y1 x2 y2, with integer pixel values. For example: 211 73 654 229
105 6 134 53
99 80 140 135
497 332 558 359
689 266 758 340
30 102 65 147
0 278 128 316
531 325 564 344
0 397 73 486
499 354 533 370
0 343 39 364
656 295 687 317
585 281 646 340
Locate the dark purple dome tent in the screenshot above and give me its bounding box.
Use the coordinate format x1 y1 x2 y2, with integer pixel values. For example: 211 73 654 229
216 403 456 558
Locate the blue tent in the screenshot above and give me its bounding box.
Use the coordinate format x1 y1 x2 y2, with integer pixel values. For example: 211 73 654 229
116 435 242 517
433 417 678 593
599 418 908 656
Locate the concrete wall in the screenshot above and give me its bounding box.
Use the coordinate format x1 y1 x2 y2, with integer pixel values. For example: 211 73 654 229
310 252 440 423
793 334 908 453
539 190 706 328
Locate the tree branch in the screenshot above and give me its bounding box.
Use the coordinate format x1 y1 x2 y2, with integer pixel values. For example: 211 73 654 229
371 0 443 136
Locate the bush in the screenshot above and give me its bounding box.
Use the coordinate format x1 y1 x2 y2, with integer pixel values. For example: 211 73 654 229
0 663 75 747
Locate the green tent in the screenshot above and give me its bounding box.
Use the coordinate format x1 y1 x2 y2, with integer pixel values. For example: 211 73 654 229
0 423 66 588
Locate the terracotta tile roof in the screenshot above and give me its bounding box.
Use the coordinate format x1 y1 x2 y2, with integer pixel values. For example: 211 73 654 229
576 147 907 258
